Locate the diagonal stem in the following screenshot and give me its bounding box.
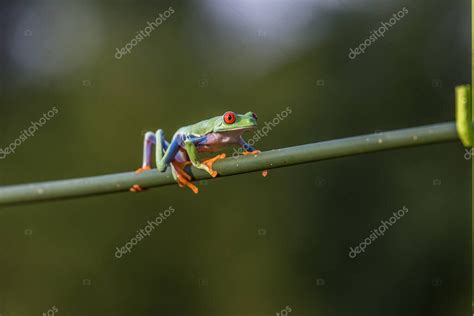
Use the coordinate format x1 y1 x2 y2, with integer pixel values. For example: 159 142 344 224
0 122 468 206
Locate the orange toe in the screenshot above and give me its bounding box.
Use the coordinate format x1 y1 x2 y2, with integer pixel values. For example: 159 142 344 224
130 184 144 192
186 182 199 194
175 172 199 193
172 162 192 181
171 162 199 193
201 153 226 177
135 165 151 174
243 150 261 155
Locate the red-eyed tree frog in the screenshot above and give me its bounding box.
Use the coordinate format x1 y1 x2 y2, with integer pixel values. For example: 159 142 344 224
130 111 266 194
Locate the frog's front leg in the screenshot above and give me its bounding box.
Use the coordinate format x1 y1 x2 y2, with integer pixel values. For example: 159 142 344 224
184 136 226 178
239 136 260 155
239 137 268 177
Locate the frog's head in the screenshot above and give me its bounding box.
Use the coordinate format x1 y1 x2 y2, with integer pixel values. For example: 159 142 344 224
213 111 258 132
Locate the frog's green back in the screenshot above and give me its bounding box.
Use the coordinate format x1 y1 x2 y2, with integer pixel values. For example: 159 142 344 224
177 116 221 136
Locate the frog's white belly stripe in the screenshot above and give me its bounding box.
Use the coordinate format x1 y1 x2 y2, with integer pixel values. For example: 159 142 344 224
196 131 242 152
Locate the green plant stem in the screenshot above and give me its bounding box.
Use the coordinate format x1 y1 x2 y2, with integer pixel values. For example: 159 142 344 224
455 85 473 146
0 122 468 206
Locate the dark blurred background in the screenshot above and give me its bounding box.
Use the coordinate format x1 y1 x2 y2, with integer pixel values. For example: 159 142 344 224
0 0 471 315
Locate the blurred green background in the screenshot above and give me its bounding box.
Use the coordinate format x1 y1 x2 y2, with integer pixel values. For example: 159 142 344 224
0 0 471 315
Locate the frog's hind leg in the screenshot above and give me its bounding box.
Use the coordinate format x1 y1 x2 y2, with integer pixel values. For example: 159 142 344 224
130 130 170 192
169 149 198 193
134 131 155 174
157 132 184 172
155 129 166 170
171 158 199 194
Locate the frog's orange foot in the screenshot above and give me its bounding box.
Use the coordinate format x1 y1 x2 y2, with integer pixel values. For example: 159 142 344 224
130 166 151 191
175 173 199 194
172 162 191 180
135 165 151 174
243 150 261 155
171 161 198 193
242 151 267 176
130 184 145 192
201 153 226 177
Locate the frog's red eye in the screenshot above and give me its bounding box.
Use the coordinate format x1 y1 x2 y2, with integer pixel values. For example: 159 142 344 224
252 112 258 120
223 111 236 124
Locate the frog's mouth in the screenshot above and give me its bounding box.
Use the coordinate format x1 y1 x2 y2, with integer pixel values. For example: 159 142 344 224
214 126 257 134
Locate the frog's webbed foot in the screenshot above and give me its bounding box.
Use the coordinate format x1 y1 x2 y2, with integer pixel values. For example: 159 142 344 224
242 150 261 155
129 165 152 192
200 153 226 178
130 184 145 192
171 161 199 194
242 150 268 177
135 165 151 174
